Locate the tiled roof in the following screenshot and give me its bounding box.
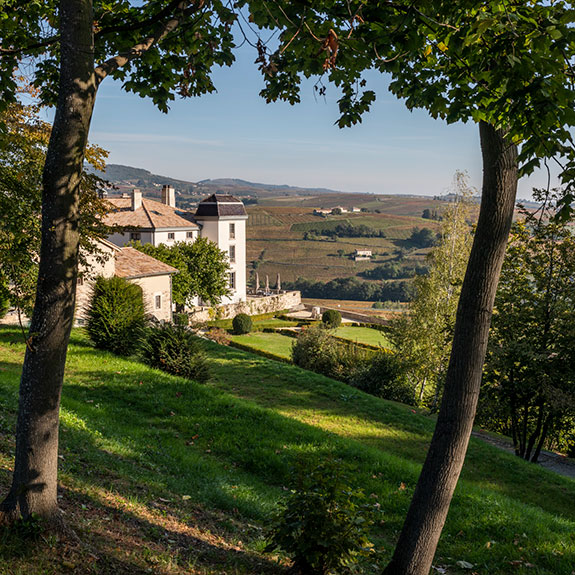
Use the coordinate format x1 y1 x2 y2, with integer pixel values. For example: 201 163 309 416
105 198 200 230
195 194 247 217
115 247 178 279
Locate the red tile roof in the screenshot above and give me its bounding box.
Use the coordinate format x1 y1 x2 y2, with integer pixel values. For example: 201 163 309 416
115 248 178 279
105 198 200 230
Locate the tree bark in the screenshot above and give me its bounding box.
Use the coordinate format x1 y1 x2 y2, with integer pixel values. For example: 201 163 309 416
383 121 518 575
0 0 96 526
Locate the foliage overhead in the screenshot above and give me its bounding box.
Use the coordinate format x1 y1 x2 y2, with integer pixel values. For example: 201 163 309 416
244 1 575 211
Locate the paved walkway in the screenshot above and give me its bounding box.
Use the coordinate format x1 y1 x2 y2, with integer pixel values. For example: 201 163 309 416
472 430 575 480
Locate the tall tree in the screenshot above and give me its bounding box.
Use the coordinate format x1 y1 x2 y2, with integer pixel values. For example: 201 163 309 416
392 173 474 407
481 192 575 462
244 2 575 573
0 101 115 316
0 0 240 526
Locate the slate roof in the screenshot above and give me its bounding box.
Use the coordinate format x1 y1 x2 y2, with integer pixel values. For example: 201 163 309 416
105 198 199 230
195 194 247 217
115 247 178 279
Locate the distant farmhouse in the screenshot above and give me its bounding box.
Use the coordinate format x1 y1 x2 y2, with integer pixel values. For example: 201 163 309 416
354 249 372 261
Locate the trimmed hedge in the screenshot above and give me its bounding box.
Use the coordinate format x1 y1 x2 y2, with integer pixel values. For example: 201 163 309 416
233 313 253 335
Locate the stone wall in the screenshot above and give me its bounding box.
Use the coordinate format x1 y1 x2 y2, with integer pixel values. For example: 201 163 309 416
189 290 302 322
303 303 389 326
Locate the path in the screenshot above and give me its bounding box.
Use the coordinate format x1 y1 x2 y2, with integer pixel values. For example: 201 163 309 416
472 430 575 480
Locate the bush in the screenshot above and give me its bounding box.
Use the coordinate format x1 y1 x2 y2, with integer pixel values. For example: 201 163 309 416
292 325 369 382
292 325 341 379
86 276 146 356
350 352 414 405
204 327 231 346
233 313 253 334
141 323 210 382
266 458 379 575
322 309 342 329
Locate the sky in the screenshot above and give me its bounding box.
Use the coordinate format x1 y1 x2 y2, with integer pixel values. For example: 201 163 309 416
89 43 554 200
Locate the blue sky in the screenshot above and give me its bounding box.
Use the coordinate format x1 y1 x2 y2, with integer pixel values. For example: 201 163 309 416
89 44 552 199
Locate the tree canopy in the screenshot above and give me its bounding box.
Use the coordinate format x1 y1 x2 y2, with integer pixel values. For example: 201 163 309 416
134 238 230 308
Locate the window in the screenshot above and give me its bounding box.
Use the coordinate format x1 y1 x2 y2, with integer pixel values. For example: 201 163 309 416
76 275 84 286
130 232 141 241
229 245 236 263
167 232 175 241
186 231 194 239
229 272 236 290
155 294 162 309
229 223 236 239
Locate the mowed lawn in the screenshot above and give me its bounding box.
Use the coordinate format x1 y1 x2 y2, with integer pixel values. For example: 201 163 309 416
334 325 392 348
0 326 574 574
231 331 295 359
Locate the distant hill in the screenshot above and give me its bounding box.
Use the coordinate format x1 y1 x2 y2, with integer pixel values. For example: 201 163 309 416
92 164 344 198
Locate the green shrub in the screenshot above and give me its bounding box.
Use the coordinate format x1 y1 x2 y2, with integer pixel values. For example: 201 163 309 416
266 458 379 575
233 313 253 335
174 312 189 327
292 325 368 382
350 352 414 405
86 276 146 356
322 309 342 329
292 325 340 379
141 323 210 382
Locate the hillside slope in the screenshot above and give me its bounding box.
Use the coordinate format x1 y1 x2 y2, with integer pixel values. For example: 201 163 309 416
0 328 573 574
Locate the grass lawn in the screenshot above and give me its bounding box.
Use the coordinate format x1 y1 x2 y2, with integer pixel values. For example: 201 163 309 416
208 317 299 331
334 325 392 348
231 331 294 359
0 326 574 574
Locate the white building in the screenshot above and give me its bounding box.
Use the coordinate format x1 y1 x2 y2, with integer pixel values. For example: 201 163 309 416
104 187 248 305
194 194 248 305
76 239 178 324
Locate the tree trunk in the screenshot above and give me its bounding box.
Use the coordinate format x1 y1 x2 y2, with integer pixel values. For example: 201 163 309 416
0 0 96 526
383 121 518 575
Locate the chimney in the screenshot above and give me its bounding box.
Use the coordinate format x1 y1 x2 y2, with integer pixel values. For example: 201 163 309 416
131 188 142 211
161 185 176 207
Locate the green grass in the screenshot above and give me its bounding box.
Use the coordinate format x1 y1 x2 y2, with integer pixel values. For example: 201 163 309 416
0 326 574 574
231 332 294 359
334 326 392 348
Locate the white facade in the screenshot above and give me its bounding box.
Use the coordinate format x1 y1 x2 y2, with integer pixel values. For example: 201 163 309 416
194 216 247 304
105 190 248 307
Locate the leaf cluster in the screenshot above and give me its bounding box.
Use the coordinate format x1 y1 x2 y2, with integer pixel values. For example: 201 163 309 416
266 458 380 575
133 237 230 307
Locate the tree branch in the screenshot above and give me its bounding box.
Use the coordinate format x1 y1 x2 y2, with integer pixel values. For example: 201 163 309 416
94 0 204 85
0 36 59 55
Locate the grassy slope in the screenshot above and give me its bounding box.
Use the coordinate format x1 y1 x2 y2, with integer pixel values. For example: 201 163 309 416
0 327 574 574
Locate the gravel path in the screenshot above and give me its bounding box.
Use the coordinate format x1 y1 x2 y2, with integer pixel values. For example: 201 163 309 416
472 430 575 480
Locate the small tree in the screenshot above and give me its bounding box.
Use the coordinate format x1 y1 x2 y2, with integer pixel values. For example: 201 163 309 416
85 276 146 356
232 313 253 335
135 238 230 309
322 309 341 329
392 174 474 407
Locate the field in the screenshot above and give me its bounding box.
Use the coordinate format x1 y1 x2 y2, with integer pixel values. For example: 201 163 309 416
1 327 575 574
246 200 440 286
302 298 406 320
